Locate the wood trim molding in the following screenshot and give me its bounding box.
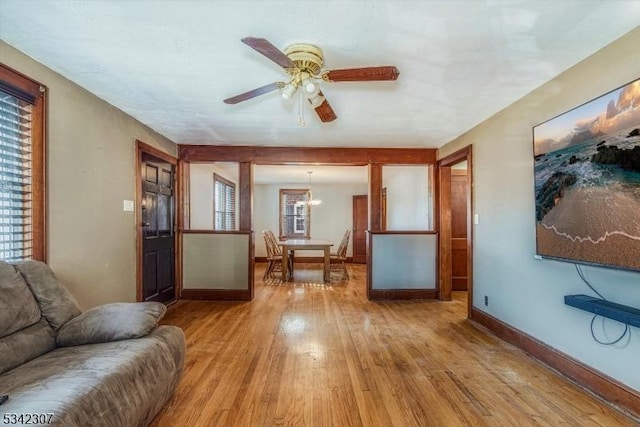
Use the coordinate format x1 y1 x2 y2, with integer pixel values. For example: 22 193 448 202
439 145 472 167
451 169 468 176
0 64 46 262
179 145 436 164
179 160 190 230
30 76 46 263
239 162 252 232
369 289 438 300
438 166 453 301
465 150 474 316
136 140 178 164
369 164 382 232
181 289 252 301
471 308 640 420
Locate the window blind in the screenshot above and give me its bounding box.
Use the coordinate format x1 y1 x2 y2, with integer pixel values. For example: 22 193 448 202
214 174 235 230
0 90 33 261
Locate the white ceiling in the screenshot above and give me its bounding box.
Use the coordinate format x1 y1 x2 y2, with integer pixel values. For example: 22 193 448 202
1 1 639 149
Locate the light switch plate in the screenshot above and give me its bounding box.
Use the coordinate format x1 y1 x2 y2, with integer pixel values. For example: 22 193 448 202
123 200 134 212
474 213 479 225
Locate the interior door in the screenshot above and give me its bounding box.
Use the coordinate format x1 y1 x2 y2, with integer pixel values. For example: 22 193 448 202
352 195 368 264
141 154 176 302
451 170 468 291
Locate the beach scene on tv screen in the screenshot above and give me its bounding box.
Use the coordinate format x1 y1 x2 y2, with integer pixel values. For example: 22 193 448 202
533 78 640 271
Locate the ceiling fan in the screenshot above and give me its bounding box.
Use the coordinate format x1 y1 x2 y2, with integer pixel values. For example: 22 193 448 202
223 37 400 123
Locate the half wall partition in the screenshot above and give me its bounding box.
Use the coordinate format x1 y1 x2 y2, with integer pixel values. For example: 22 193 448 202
178 146 437 301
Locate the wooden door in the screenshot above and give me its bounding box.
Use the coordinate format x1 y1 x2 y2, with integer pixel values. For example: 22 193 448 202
451 170 468 291
141 154 176 302
352 195 368 264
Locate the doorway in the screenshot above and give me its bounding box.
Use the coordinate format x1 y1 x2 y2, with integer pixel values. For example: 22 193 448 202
438 145 473 316
136 141 178 303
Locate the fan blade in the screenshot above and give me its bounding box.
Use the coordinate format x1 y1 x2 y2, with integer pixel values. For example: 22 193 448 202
241 37 296 69
223 82 285 104
310 91 337 122
323 66 400 82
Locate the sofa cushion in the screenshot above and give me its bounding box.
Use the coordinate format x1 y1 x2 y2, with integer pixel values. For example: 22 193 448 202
56 302 167 347
0 319 56 375
0 326 185 427
0 261 41 338
14 260 81 330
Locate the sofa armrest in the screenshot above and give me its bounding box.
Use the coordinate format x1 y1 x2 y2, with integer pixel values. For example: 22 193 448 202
56 302 167 347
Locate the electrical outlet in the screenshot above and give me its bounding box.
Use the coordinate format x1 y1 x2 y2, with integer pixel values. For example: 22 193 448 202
484 295 489 306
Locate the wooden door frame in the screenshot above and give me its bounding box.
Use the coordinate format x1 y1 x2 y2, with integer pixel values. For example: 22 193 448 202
135 140 180 303
437 145 473 316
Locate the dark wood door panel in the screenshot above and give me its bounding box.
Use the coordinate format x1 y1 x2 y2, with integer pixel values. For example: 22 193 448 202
451 174 468 239
143 252 158 299
158 248 173 291
451 171 469 291
353 195 368 264
141 154 176 303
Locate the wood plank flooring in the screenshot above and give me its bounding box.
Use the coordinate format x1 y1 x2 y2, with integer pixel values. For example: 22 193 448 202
151 263 638 426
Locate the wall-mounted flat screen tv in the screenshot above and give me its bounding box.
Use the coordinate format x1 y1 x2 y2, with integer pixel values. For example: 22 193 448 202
533 78 640 272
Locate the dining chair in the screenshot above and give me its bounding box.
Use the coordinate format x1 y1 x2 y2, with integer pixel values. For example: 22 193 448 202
330 229 351 280
266 229 294 274
263 230 283 280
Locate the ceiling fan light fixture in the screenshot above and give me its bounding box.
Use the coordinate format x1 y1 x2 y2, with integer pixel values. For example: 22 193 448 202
308 93 325 108
226 37 400 123
303 79 318 94
281 83 297 99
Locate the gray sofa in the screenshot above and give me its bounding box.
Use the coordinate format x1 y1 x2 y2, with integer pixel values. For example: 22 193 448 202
0 260 185 426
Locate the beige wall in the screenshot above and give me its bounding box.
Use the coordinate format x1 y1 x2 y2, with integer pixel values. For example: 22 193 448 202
1 41 178 309
438 28 640 391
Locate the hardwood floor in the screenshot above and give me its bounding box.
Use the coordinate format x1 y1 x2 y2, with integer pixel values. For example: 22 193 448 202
152 263 637 426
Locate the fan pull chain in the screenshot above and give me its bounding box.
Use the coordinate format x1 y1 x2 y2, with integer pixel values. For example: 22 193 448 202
298 88 305 127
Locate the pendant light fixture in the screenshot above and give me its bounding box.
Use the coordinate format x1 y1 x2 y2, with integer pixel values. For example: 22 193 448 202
296 171 322 206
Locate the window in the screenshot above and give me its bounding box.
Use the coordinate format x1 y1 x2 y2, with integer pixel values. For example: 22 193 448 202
0 65 45 261
279 189 310 239
213 173 235 230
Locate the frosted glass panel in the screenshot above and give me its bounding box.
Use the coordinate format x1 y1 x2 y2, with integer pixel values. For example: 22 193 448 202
371 234 437 289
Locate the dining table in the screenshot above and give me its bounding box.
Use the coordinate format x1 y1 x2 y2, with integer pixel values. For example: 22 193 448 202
279 239 334 282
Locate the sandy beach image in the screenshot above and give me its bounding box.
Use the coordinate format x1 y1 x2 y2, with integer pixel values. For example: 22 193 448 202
537 187 640 270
